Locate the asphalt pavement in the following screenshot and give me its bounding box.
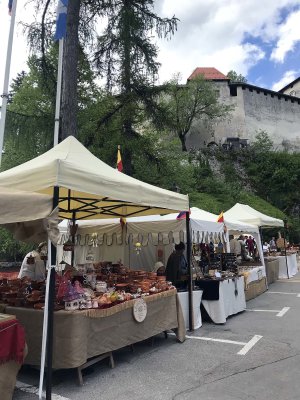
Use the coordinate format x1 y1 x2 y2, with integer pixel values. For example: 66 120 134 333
13 272 300 400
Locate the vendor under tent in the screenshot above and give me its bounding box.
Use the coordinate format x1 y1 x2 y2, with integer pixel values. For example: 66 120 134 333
0 136 189 399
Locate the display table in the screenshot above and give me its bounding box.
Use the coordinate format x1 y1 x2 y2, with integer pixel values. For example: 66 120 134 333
277 254 298 278
264 258 279 284
239 266 267 301
1 289 185 370
177 290 203 330
239 266 266 286
0 315 26 400
201 277 246 324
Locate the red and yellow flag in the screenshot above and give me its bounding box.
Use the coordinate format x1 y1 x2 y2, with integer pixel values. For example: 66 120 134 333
117 145 123 172
217 211 224 223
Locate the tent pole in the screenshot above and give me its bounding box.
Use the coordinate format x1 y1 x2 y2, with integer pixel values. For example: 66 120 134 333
71 211 76 267
283 220 289 279
186 211 194 331
46 186 59 400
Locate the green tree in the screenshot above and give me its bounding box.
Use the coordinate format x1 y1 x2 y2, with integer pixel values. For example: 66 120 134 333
94 0 178 174
227 70 247 83
165 74 233 151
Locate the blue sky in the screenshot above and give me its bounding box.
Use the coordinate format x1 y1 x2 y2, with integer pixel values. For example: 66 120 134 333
1 0 300 94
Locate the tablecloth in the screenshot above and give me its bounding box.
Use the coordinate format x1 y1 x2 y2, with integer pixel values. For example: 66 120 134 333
177 290 203 330
264 258 279 284
0 318 26 400
277 254 298 278
201 277 246 324
1 289 185 369
239 266 266 287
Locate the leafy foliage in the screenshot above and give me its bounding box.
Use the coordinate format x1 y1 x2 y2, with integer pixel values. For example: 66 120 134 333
227 70 247 83
164 74 233 151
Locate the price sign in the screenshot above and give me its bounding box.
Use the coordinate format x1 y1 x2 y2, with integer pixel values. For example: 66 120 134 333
133 298 147 322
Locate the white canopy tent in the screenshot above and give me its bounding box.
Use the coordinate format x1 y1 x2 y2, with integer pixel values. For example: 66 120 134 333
0 136 189 220
161 207 265 267
0 136 190 397
58 206 266 268
58 212 225 270
224 203 284 228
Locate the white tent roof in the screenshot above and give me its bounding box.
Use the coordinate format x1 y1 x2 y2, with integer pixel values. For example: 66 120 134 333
224 203 284 228
0 137 189 220
161 207 259 234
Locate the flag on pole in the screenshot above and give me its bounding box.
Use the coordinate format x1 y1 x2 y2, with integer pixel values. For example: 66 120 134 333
117 145 123 172
176 210 190 220
54 0 68 41
8 0 13 15
217 211 224 223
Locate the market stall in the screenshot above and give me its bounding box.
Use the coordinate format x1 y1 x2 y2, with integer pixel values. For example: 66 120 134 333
224 203 284 294
198 276 246 324
277 253 298 278
0 288 184 368
0 137 189 397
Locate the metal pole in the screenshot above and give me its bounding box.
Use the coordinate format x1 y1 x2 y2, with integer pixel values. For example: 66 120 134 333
283 220 289 279
186 210 194 331
0 0 18 166
46 186 59 400
53 38 64 146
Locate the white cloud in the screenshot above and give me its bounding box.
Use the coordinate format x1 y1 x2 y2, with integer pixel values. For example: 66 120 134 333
271 9 300 62
157 0 300 82
0 0 300 93
271 70 298 91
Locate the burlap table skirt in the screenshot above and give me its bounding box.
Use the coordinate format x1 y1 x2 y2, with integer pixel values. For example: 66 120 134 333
2 289 185 369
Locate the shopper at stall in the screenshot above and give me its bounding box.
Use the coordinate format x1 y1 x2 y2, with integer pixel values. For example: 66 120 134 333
165 242 188 288
18 242 47 281
246 235 255 257
269 237 277 252
229 235 242 264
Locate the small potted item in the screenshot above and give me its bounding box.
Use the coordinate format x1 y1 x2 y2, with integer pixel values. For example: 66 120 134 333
63 239 75 252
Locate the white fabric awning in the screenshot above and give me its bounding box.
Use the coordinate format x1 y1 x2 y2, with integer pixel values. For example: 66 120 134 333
224 203 284 228
0 137 189 220
0 187 53 224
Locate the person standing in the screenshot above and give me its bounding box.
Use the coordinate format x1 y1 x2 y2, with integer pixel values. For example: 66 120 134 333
18 242 47 281
165 242 188 288
229 235 242 264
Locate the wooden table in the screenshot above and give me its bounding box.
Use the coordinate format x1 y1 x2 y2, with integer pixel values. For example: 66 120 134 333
1 289 185 384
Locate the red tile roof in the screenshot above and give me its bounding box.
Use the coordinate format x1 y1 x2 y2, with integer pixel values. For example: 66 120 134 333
188 67 229 81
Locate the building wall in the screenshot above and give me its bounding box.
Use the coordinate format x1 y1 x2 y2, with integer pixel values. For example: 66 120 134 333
186 82 300 151
281 81 300 98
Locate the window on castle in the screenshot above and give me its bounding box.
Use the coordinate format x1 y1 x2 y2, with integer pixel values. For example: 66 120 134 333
230 86 237 96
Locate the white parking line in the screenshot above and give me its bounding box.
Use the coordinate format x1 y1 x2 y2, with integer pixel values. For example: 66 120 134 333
246 307 290 317
185 334 262 355
267 291 300 297
237 335 263 355
185 335 246 346
276 306 290 317
16 381 70 400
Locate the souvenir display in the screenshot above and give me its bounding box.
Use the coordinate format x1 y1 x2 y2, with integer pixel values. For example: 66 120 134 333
0 260 175 312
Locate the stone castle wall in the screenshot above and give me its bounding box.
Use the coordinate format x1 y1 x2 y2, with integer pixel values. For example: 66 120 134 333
186 82 300 151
